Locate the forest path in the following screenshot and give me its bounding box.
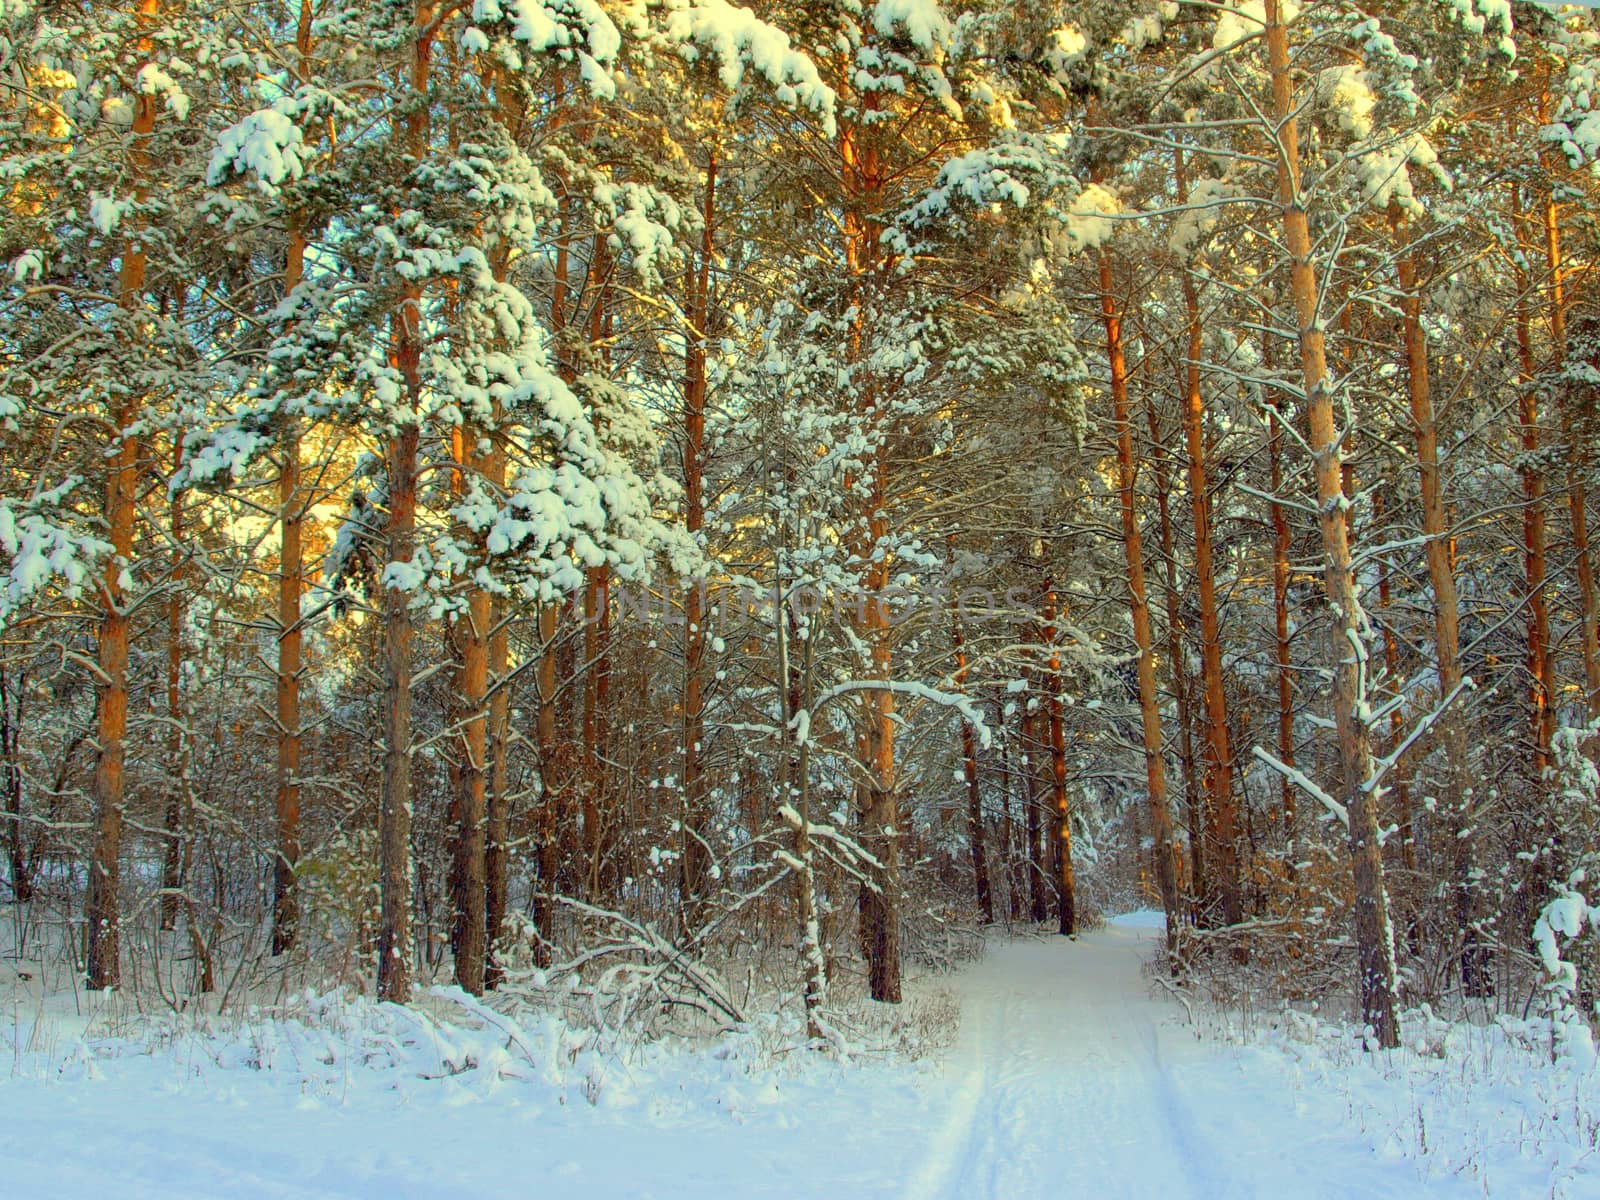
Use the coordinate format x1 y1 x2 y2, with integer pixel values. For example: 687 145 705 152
904 914 1459 1200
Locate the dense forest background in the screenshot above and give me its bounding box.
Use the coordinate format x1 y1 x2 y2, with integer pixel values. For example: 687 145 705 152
4 0 1600 1051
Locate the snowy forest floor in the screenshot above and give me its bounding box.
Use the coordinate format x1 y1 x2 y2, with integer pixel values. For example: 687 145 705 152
3 914 1593 1199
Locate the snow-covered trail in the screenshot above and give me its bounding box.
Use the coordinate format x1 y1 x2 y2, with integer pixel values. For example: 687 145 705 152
902 913 1467 1200
906 916 1222 1200
1 914 1481 1199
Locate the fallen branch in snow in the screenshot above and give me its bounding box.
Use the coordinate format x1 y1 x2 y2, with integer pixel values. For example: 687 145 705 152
1150 973 1196 1026
544 895 748 1028
428 985 541 1065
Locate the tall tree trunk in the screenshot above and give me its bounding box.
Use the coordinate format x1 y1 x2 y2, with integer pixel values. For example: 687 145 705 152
160 439 187 933
581 565 605 897
554 596 582 896
271 0 313 953
574 111 614 906
1572 483 1600 719
1259 320 1297 878
580 375 602 896
449 425 489 995
1571 473 1600 722
86 0 161 991
1394 217 1481 994
996 700 1021 920
1101 251 1181 948
1174 147 1241 928
773 560 827 1038
532 599 559 968
1266 397 1298 878
484 589 511 987
528 153 578 961
1040 580 1076 936
272 421 304 955
1 669 31 903
1021 700 1047 922
1145 392 1205 911
840 108 901 1003
950 575 993 924
1534 89 1599 721
1513 256 1555 776
1266 0 1398 1047
376 2 435 1004
438 69 477 965
482 65 520 986
680 147 716 931
857 567 901 1000
589 568 613 899
378 414 420 1004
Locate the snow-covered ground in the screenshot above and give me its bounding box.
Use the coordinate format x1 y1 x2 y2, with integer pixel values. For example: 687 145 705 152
2 915 1588 1198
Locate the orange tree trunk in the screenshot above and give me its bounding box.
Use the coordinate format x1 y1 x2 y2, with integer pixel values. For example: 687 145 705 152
1509 164 1554 774
1395 222 1483 992
1040 579 1076 936
86 0 161 992
1101 251 1181 947
1533 89 1599 719
482 66 520 985
839 108 901 1002
1020 698 1047 922
1144 390 1205 910
272 416 304 955
1176 147 1240 928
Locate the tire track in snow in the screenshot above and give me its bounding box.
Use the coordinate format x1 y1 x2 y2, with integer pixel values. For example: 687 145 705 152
1132 992 1234 1200
899 984 989 1200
